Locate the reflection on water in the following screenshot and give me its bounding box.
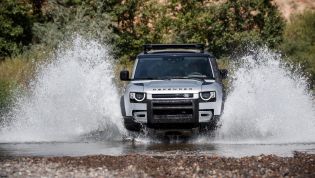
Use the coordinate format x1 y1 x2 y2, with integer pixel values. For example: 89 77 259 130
0 141 314 158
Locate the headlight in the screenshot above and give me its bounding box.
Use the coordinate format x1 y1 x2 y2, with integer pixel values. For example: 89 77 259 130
130 92 146 102
200 91 216 102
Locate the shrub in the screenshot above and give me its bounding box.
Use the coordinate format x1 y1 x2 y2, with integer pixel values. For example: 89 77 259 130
0 80 14 116
32 0 116 51
281 11 315 89
0 0 33 58
110 0 284 60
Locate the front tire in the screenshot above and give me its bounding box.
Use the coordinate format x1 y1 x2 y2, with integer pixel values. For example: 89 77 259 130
123 117 143 132
199 115 220 133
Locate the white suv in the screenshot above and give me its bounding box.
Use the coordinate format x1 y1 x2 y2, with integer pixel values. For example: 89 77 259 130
120 44 227 136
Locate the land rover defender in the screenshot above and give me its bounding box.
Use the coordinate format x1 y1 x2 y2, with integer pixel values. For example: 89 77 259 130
120 44 227 136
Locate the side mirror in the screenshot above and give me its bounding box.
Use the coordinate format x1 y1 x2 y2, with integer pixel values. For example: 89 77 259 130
219 69 228 79
120 70 130 81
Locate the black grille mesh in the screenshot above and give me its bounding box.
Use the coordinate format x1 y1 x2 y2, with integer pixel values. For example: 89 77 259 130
152 93 193 98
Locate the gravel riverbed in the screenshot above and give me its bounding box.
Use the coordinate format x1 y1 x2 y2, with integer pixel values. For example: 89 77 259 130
1 152 314 177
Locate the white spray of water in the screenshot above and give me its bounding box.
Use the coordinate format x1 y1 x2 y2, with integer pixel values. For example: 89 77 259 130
1 40 314 145
0 36 126 142
213 47 315 144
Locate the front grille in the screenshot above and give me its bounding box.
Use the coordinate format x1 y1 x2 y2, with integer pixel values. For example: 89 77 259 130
153 109 193 120
147 99 198 125
152 93 193 99
152 101 192 109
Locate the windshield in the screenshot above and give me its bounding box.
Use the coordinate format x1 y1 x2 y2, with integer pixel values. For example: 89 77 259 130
134 56 214 80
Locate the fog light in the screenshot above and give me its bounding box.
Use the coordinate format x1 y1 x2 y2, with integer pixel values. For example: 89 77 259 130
199 110 213 122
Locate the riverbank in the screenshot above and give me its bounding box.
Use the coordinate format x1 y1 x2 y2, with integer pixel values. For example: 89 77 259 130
1 152 314 177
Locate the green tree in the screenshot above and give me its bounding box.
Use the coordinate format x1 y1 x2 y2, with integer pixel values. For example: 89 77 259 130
0 0 33 58
166 0 284 56
110 0 160 60
205 0 284 56
110 0 284 60
31 0 116 51
281 11 315 88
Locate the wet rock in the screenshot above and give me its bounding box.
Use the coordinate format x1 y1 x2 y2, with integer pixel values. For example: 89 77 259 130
0 153 314 177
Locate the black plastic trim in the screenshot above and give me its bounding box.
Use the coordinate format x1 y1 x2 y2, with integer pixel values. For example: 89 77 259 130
120 96 126 116
143 44 204 54
199 115 220 132
123 116 144 132
147 99 199 128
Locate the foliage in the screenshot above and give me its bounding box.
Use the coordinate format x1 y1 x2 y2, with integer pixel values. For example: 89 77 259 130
0 0 117 84
0 0 118 118
207 0 284 56
281 11 315 88
0 0 33 58
1 0 315 112
0 80 14 116
110 0 284 61
32 0 116 51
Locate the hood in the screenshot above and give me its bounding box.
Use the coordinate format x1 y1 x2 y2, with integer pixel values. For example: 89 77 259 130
142 79 203 93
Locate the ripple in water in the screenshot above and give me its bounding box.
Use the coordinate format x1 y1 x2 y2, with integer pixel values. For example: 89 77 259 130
213 47 315 144
0 36 126 142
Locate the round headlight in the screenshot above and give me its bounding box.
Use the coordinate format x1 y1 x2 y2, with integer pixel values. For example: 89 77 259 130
135 93 145 101
130 92 146 102
200 91 216 101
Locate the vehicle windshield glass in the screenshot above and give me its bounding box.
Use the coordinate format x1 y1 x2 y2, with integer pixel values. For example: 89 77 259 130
134 56 214 80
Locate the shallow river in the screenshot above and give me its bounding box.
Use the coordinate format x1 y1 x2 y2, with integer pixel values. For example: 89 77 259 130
1 40 315 159
1 141 314 158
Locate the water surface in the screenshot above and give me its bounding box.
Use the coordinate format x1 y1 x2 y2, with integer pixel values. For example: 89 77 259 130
0 141 314 158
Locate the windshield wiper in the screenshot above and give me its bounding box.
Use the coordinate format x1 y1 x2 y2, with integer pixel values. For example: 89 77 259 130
133 77 164 80
187 74 208 79
166 75 209 81
188 75 215 80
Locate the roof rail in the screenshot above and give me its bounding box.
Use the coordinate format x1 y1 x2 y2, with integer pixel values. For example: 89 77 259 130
143 44 204 54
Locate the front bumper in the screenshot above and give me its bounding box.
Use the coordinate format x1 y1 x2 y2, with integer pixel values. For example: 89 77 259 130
123 115 219 134
124 99 218 132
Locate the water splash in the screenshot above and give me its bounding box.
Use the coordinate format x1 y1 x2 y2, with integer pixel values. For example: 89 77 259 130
0 36 126 142
1 41 314 144
214 47 315 144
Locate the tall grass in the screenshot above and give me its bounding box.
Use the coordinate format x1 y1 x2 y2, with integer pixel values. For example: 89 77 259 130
0 44 52 84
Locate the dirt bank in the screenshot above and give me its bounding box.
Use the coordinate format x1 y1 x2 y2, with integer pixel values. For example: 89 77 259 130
1 152 314 177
